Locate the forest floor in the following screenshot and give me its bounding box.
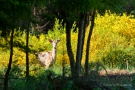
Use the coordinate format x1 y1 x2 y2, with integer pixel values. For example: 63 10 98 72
86 69 135 90
0 69 135 90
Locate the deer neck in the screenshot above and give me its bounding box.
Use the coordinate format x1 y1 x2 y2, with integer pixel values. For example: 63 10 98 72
52 46 56 61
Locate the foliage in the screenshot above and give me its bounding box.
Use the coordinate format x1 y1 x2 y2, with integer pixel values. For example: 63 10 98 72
0 11 135 90
92 11 135 69
49 0 126 77
0 0 46 38
0 11 135 76
102 49 135 69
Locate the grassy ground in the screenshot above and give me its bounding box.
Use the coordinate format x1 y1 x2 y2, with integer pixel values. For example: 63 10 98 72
0 64 135 90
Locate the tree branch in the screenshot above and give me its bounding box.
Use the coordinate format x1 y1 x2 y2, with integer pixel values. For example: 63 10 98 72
35 21 50 29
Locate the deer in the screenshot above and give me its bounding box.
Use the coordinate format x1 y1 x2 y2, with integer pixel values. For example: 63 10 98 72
35 39 60 69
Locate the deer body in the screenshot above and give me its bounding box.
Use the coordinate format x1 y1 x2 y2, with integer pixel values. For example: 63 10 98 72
35 39 60 69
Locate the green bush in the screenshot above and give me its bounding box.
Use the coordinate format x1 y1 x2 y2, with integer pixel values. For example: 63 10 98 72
102 49 135 69
0 12 135 77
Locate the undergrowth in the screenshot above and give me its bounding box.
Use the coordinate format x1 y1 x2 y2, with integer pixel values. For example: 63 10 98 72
0 11 135 89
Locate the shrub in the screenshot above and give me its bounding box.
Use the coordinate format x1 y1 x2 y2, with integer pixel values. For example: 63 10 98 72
0 11 135 77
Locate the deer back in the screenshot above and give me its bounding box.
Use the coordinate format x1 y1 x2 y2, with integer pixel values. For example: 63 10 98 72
36 51 53 66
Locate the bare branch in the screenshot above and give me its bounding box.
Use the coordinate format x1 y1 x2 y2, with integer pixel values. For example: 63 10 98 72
35 21 50 30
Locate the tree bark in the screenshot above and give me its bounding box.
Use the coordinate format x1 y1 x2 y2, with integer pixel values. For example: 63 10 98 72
75 13 88 77
85 9 96 75
26 22 30 79
65 21 75 77
3 29 14 90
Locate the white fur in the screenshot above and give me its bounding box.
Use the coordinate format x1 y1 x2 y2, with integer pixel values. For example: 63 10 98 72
35 39 60 69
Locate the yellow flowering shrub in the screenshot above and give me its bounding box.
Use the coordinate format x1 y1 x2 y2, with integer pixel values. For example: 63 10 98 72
0 11 135 75
89 11 135 69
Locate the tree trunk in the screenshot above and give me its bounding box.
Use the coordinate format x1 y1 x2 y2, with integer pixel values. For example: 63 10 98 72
65 21 75 77
3 29 14 90
26 22 30 79
85 9 96 75
75 13 87 77
25 22 30 90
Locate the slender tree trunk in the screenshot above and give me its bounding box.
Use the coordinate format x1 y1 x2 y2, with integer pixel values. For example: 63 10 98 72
26 22 30 79
65 21 75 77
85 9 96 75
25 22 30 90
3 29 14 90
75 13 87 77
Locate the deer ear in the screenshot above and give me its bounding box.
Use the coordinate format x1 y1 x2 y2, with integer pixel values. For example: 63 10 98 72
49 39 53 42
